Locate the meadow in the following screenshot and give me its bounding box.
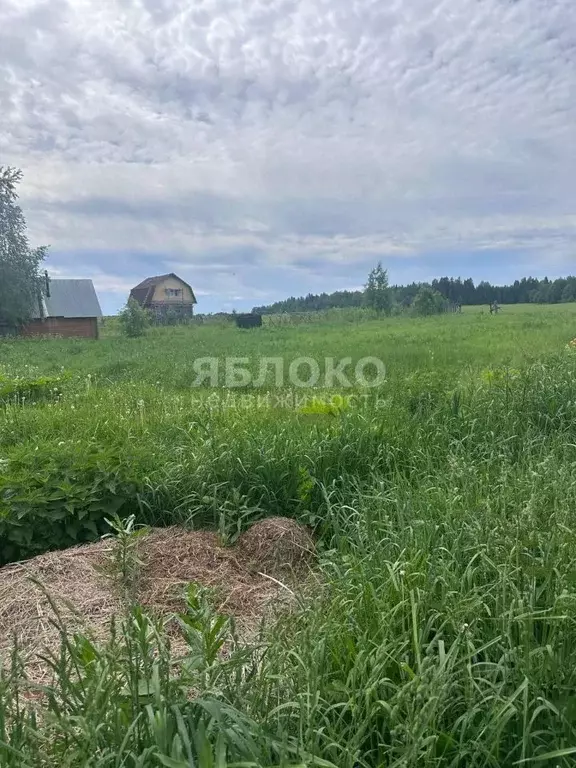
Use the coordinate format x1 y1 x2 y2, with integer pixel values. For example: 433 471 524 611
1 302 576 766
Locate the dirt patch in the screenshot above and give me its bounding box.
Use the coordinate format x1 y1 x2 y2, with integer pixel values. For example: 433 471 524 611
0 517 314 683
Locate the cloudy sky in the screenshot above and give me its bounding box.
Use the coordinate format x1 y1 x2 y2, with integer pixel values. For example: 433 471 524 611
1 0 575 313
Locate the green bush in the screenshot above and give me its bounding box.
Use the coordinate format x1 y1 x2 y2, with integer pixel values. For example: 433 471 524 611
412 286 447 316
118 298 150 337
0 445 141 564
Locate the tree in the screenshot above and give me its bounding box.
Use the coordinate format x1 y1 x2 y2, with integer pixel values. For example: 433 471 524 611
118 298 150 337
0 167 47 327
561 278 576 303
412 286 446 316
364 262 392 315
549 278 567 304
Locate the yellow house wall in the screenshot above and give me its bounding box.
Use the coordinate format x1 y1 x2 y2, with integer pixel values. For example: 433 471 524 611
151 276 194 303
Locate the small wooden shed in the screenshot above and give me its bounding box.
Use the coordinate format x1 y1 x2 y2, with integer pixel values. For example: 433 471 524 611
22 278 103 339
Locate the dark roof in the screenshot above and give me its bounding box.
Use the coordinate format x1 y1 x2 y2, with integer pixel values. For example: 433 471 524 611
130 273 197 305
131 274 173 290
129 286 155 306
32 279 103 319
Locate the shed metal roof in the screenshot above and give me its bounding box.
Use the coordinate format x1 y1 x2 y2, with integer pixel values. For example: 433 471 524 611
33 279 103 319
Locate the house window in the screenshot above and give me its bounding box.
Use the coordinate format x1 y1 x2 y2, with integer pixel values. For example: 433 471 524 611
165 288 182 297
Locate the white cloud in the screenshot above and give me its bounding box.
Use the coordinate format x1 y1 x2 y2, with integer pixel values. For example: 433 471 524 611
1 0 575 302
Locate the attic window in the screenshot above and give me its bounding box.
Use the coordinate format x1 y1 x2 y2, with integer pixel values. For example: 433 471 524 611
165 288 182 297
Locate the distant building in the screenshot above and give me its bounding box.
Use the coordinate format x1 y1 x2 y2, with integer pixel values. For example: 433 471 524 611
21 276 102 339
129 273 197 320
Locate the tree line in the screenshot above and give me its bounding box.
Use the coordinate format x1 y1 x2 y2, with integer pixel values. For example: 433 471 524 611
253 274 576 314
3 166 574 327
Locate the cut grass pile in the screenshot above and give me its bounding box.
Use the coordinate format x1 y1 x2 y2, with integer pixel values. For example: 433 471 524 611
0 518 313 685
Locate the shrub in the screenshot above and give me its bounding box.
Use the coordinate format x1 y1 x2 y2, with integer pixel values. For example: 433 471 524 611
118 298 150 337
0 444 142 564
412 286 447 316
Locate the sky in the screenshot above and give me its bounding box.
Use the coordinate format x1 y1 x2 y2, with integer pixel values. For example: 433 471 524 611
1 0 575 314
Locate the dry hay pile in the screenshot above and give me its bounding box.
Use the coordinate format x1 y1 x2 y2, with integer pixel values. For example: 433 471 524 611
0 517 314 682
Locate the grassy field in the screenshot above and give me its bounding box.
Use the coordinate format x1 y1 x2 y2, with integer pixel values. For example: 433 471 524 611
2 303 576 766
2 303 575 387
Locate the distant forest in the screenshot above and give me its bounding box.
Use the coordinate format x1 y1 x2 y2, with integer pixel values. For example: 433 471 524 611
253 276 576 314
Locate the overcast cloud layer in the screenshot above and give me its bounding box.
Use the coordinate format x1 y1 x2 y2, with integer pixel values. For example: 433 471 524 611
1 0 575 312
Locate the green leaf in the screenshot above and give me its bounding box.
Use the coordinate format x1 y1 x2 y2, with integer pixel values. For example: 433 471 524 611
515 747 576 763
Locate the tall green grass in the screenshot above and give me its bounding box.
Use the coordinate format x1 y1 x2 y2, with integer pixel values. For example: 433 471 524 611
2 307 576 764
1 303 575 387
